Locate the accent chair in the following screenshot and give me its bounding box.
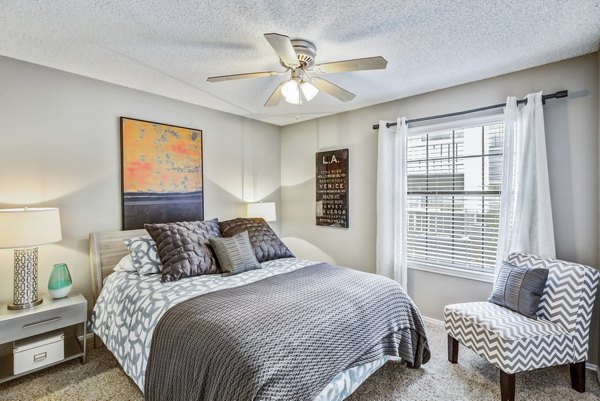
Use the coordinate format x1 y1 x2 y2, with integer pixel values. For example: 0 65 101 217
444 252 600 401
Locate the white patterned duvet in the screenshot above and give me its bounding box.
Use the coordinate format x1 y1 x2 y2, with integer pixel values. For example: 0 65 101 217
92 257 391 400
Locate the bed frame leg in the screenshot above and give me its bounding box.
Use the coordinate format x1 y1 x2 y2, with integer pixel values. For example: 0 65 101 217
93 333 101 349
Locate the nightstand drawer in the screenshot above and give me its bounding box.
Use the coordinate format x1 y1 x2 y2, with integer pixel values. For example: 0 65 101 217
0 303 86 344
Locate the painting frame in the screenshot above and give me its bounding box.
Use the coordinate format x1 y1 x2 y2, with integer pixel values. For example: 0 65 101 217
120 116 204 230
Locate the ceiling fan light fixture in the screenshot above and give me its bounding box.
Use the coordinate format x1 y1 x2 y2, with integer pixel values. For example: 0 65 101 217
282 79 300 104
284 91 300 105
301 81 318 101
281 79 298 99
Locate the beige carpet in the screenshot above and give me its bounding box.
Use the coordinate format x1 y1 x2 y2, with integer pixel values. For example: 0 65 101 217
1 321 599 401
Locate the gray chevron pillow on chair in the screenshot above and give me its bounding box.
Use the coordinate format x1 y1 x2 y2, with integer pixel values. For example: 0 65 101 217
488 261 549 319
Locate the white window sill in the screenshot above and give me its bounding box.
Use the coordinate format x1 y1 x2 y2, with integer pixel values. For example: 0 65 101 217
408 261 495 283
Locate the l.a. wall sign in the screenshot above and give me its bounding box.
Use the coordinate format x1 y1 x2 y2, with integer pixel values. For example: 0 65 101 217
315 149 348 228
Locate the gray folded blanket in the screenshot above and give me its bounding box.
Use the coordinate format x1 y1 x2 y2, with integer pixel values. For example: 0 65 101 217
145 263 430 401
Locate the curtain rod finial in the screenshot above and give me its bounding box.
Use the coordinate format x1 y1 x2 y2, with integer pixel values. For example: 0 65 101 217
556 90 568 98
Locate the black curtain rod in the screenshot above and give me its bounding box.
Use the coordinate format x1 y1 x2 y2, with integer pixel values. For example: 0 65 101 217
372 90 568 130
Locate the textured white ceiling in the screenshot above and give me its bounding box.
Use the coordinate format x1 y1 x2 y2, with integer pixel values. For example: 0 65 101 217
1 1 599 126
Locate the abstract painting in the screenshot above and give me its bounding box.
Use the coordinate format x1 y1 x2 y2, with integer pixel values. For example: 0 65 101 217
120 117 203 229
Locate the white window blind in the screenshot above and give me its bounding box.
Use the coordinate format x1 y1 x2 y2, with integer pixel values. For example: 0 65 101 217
406 120 504 272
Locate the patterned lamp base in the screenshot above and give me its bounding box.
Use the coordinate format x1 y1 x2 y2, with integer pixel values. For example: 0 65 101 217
8 248 43 310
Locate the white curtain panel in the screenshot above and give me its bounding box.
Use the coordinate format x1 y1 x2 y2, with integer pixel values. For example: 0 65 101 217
376 117 408 289
496 92 556 270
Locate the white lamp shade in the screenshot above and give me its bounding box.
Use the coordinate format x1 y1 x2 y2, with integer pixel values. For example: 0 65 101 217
281 80 298 99
301 82 319 101
0 208 62 249
282 80 300 104
247 202 277 222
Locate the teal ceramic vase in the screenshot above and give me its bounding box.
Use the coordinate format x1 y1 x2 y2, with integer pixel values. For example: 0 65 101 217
48 263 72 299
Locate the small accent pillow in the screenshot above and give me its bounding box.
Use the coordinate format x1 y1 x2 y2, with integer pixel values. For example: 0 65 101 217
112 254 137 273
145 219 222 283
488 261 549 319
219 217 293 263
124 236 162 275
209 231 262 277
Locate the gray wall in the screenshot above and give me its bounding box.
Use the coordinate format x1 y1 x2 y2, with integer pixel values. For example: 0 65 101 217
281 53 599 359
1 52 599 363
597 50 600 369
0 56 281 306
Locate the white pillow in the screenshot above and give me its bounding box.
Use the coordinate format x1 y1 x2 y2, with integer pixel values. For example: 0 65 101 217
112 254 137 273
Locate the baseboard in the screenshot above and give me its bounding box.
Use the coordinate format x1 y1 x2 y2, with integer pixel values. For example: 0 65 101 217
421 315 444 325
422 315 598 374
78 333 95 342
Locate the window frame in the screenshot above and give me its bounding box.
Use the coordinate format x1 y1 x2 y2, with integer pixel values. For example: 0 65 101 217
405 113 505 283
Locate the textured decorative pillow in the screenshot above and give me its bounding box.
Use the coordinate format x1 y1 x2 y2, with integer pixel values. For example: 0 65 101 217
209 231 262 277
112 254 137 273
488 261 549 319
123 236 162 275
219 217 294 263
145 219 222 283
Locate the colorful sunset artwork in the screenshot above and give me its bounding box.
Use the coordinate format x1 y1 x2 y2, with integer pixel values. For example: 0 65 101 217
120 117 203 229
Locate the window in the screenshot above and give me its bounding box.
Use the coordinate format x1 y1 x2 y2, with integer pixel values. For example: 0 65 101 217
406 117 504 274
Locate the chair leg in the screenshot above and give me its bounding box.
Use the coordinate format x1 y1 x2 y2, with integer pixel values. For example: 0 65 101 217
570 361 586 393
500 371 515 401
447 335 459 364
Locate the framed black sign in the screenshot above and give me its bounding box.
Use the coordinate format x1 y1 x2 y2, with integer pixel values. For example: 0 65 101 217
316 149 349 228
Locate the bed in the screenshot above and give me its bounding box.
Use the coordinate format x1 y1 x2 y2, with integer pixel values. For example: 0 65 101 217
90 228 429 401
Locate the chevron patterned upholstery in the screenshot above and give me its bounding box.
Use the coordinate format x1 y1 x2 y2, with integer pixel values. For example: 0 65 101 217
507 252 600 362
445 253 599 377
445 302 572 373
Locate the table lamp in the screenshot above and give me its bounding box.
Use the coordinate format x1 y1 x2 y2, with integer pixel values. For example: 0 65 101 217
247 202 277 222
0 207 62 310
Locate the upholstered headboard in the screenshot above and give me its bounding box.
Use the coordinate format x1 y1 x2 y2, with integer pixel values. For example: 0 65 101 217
89 229 146 303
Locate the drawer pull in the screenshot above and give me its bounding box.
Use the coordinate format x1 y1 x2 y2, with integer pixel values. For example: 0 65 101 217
33 352 47 362
22 317 61 328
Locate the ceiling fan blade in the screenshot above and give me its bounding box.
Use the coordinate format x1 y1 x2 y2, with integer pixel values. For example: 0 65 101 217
264 33 300 68
264 81 287 107
207 71 278 82
311 78 355 102
313 56 388 74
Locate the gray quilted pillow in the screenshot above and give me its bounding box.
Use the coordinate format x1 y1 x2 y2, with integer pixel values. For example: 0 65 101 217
123 236 162 275
219 218 293 263
145 219 222 283
488 261 549 319
209 231 261 277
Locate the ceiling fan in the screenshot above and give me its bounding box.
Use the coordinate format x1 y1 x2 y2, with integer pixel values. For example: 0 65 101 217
207 33 388 107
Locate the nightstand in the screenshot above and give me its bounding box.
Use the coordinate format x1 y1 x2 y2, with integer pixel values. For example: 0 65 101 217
0 293 87 384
